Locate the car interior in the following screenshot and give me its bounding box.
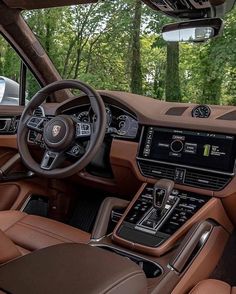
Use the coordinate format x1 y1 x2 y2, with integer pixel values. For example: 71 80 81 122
0 0 236 293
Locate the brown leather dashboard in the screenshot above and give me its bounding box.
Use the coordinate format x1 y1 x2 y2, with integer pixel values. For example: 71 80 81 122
1 91 236 199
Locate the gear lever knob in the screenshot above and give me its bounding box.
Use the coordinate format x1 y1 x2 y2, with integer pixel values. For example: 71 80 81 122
153 179 174 214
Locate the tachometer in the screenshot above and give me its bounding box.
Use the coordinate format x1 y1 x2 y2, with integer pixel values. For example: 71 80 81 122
93 106 112 126
76 111 90 123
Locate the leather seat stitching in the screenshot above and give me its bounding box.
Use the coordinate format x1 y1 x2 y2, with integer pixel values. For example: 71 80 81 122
3 214 27 233
17 221 84 243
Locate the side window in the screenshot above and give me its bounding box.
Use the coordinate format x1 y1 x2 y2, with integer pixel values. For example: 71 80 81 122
0 35 40 105
26 70 41 102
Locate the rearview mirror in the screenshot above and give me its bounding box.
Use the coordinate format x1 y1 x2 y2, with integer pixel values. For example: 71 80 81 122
162 18 223 43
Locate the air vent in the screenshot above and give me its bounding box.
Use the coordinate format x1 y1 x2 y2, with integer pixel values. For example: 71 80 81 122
138 161 175 180
28 106 44 143
189 0 211 8
165 107 188 116
138 159 231 191
33 106 44 117
184 170 231 191
217 111 236 121
150 0 174 11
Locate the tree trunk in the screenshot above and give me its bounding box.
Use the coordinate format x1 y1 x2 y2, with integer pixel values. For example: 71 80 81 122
201 44 223 105
153 62 165 99
130 0 142 95
165 42 181 102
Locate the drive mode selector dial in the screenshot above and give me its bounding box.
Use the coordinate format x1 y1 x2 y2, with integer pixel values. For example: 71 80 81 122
170 140 184 153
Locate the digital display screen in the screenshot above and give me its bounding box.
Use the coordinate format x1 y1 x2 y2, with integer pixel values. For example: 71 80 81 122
140 127 236 173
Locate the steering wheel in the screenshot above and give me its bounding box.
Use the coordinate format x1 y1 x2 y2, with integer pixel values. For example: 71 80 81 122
17 80 106 178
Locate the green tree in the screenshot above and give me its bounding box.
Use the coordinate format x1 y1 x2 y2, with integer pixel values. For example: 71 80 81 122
165 42 181 102
130 0 143 94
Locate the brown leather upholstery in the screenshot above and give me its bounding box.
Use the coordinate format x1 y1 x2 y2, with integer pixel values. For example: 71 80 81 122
0 243 147 294
0 229 21 264
190 279 236 294
0 210 90 254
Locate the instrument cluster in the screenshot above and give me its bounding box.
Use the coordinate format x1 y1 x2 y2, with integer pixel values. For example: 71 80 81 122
71 104 139 139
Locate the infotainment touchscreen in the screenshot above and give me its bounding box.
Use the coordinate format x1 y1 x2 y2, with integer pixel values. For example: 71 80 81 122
139 127 236 173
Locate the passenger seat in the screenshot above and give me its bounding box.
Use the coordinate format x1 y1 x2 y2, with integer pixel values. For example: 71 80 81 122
190 279 236 294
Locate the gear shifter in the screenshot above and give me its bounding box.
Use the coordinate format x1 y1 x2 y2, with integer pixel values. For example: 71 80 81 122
153 179 174 216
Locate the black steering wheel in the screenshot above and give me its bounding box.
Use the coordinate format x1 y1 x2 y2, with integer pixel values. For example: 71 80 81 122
17 80 106 178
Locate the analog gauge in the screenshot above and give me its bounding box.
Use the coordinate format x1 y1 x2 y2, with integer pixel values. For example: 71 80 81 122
76 111 90 123
93 107 112 126
105 107 112 126
116 115 138 137
117 115 130 136
192 105 211 118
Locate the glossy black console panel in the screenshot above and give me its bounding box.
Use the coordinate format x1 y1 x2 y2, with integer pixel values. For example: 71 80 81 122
137 126 235 191
117 185 210 248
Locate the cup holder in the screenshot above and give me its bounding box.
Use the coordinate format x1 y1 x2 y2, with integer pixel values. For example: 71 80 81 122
94 245 162 278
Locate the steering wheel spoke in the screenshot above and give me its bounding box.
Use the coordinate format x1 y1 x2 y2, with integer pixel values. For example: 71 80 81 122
40 150 65 170
75 122 92 139
66 143 85 158
27 116 46 133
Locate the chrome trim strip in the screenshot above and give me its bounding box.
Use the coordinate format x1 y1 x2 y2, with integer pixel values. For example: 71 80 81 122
135 197 179 234
38 105 45 117
20 195 33 211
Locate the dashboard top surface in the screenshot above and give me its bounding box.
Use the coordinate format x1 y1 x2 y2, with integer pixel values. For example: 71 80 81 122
39 90 236 136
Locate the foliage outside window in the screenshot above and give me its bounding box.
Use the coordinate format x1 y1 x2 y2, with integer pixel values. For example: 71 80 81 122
20 1 236 105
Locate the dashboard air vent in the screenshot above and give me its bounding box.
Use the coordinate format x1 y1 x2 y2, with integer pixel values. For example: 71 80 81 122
217 111 236 121
33 106 44 117
165 107 188 116
28 107 44 143
189 0 211 9
138 159 231 191
139 161 175 180
184 170 231 190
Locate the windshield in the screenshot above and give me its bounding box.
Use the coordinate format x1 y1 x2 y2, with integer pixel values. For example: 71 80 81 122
23 1 236 105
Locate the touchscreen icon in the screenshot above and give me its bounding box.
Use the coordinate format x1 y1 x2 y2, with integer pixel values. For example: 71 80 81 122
203 144 211 157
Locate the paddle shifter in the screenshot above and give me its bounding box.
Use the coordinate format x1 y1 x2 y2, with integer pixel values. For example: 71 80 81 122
153 179 175 216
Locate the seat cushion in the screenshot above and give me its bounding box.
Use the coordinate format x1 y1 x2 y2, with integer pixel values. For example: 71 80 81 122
0 243 147 294
0 210 90 253
190 279 236 294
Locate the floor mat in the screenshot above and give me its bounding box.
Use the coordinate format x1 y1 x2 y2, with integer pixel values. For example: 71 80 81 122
67 188 106 233
210 230 236 285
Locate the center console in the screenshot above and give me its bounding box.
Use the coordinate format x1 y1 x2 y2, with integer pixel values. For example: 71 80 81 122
114 183 210 248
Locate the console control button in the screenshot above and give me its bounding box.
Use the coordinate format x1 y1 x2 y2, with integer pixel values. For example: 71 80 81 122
142 220 157 229
170 140 184 153
174 168 186 182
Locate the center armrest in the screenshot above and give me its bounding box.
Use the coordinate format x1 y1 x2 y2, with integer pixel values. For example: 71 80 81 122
0 243 147 294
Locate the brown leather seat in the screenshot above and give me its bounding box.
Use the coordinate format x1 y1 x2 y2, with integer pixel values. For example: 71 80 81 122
190 279 236 294
0 210 90 255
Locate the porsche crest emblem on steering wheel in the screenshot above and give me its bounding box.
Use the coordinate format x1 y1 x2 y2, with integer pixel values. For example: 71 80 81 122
52 125 61 137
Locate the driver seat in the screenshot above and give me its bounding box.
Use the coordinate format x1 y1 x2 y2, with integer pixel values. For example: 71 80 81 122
0 210 90 256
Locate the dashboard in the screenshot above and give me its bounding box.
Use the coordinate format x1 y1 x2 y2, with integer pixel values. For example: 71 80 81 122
63 103 139 140
22 91 236 195
137 126 235 191
139 126 236 173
